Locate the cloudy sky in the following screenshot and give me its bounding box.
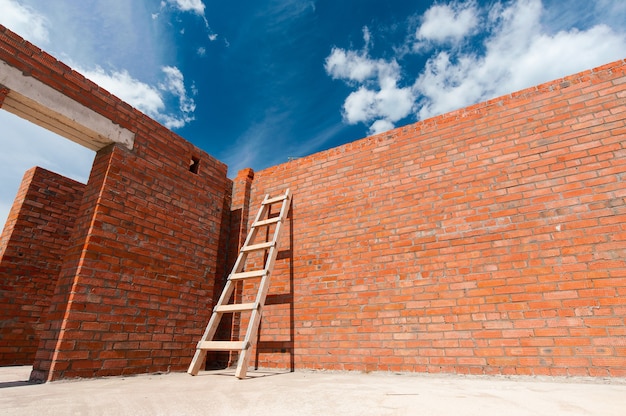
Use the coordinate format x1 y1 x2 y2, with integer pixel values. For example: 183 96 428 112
1 0 626 231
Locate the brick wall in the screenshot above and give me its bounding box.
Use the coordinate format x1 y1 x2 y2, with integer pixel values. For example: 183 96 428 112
0 167 85 365
0 26 232 381
1 23 625 380
242 59 626 377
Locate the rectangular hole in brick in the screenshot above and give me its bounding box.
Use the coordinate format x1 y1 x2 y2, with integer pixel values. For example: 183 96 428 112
189 156 200 174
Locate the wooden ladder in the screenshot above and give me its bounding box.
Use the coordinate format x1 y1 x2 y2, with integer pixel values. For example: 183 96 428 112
188 189 292 379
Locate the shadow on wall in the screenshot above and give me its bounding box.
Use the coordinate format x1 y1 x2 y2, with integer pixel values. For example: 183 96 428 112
254 202 295 372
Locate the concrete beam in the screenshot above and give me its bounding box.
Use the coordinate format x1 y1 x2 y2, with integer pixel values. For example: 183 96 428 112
0 60 134 151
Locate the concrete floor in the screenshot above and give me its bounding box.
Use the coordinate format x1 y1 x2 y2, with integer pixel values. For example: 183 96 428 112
1 366 625 416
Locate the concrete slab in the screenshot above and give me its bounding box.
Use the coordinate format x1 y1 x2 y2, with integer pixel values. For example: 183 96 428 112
1 366 625 416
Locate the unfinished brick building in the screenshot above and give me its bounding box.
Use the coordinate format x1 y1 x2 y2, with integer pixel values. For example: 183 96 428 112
0 25 624 382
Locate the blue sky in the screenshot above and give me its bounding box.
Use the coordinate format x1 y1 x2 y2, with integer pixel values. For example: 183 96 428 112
1 0 626 231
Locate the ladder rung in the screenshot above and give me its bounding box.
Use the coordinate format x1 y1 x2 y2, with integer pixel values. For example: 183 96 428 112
230 270 266 280
241 241 275 252
197 341 249 351
215 303 257 313
253 217 281 227
263 194 288 205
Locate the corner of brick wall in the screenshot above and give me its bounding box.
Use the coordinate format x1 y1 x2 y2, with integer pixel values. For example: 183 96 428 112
0 167 85 365
0 26 233 381
208 168 255 369
30 131 232 381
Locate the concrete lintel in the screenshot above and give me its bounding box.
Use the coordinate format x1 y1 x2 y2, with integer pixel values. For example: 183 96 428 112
0 60 134 151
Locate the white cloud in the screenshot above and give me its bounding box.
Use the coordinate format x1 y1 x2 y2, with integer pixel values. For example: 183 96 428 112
168 0 205 15
165 0 218 42
79 65 196 129
327 0 626 131
0 0 49 44
325 31 415 133
362 26 371 47
506 25 624 92
369 120 395 135
343 87 377 123
416 1 478 44
197 46 206 56
414 0 626 119
159 66 196 127
160 66 186 97
325 49 378 83
343 82 414 127
325 27 379 83
81 67 165 115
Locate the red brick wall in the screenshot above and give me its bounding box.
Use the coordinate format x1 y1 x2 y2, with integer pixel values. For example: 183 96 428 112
2 23 625 380
0 167 85 365
0 26 232 381
244 59 626 377
31 144 230 382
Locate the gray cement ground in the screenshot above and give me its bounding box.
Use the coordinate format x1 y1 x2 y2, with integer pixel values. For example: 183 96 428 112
1 366 625 416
